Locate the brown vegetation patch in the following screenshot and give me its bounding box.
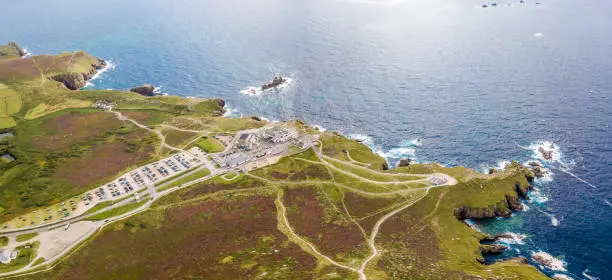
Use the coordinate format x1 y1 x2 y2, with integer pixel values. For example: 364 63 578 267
121 111 157 123
284 187 364 258
0 58 39 80
163 128 197 147
32 111 123 150
344 192 400 218
52 135 155 188
267 163 331 181
374 197 446 277
31 195 316 280
179 179 265 200
0 52 93 80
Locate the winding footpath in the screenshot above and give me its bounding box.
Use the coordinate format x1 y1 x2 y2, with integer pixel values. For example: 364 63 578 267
0 123 458 279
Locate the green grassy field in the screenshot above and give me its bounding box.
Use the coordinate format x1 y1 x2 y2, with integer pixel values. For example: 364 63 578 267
195 136 225 152
157 168 211 192
15 232 38 242
86 198 149 221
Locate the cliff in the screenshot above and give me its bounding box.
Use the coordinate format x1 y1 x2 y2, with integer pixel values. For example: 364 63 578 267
49 55 106 90
453 162 534 220
0 42 26 59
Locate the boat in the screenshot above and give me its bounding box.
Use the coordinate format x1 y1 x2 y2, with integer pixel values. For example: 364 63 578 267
261 75 286 90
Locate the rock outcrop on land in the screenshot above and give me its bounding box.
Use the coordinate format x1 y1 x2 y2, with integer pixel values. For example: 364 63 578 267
130 84 156 96
50 58 106 90
0 42 26 59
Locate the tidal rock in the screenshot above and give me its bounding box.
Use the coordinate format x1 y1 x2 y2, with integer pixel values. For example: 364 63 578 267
251 116 262 121
531 251 567 271
398 158 411 167
488 168 497 174
382 162 389 170
480 244 507 255
130 84 156 96
538 147 554 161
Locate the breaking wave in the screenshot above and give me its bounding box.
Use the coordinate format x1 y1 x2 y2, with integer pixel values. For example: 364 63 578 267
582 269 600 280
347 134 418 167
312 125 327 132
496 232 527 245
347 134 374 146
153 86 168 96
222 104 243 118
21 47 32 58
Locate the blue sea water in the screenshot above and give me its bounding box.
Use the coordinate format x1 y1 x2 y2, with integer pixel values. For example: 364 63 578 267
2 0 611 278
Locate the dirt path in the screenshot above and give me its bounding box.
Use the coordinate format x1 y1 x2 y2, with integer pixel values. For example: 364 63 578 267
345 150 371 167
113 111 183 153
274 189 364 278
359 188 430 276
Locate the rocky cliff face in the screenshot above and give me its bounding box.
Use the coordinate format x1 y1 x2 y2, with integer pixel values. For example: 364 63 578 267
453 181 533 220
50 58 106 90
0 42 26 59
453 162 535 220
212 98 225 116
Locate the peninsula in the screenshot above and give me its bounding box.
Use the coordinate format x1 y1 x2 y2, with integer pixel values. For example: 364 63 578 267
0 43 551 280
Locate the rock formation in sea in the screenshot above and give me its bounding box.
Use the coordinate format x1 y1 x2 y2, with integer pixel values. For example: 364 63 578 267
480 244 507 255
130 84 156 96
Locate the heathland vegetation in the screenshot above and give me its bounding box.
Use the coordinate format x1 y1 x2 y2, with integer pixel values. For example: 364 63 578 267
0 43 549 280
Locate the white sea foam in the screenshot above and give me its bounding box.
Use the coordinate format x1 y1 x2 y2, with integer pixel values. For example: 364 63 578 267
552 274 573 280
376 147 416 160
554 167 598 189
531 251 567 271
496 232 528 245
399 138 422 147
464 219 482 232
604 199 612 207
312 125 327 132
83 60 116 88
582 269 600 280
547 213 560 227
526 141 562 163
240 87 262 95
534 32 544 37
21 48 32 58
531 191 549 204
347 134 375 146
222 105 243 118
152 86 168 96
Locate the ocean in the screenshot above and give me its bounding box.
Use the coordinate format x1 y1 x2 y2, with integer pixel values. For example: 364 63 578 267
2 0 611 278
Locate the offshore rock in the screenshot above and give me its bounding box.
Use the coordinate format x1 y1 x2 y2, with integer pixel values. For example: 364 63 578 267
398 158 411 167
480 244 507 255
130 84 156 96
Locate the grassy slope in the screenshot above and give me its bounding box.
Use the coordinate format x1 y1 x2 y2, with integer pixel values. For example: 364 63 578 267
0 45 548 279
0 46 228 221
